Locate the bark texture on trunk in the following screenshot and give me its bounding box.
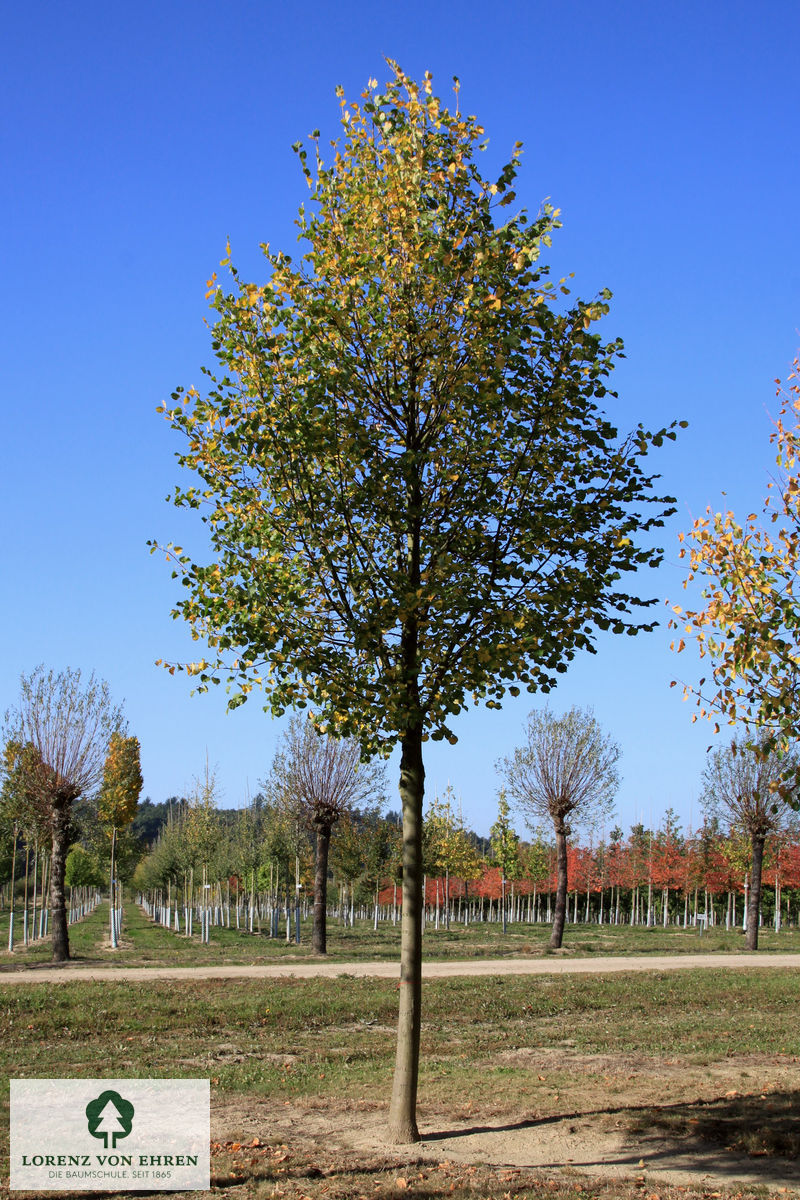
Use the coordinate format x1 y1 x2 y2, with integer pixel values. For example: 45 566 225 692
550 823 568 949
312 824 331 956
110 826 118 948
387 722 424 1145
747 834 765 951
50 790 75 963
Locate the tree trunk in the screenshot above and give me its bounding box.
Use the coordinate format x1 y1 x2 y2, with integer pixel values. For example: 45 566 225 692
550 823 568 949
747 834 765 951
312 824 332 955
7 823 18 952
50 790 75 963
387 722 425 1144
109 826 118 948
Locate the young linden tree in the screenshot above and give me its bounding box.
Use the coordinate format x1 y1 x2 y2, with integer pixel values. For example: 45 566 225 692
671 358 800 800
154 64 681 1142
98 733 143 948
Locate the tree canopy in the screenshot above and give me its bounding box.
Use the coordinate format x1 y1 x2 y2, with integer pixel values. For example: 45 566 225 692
489 790 521 881
671 358 800 797
98 733 142 832
1 740 50 841
156 63 681 752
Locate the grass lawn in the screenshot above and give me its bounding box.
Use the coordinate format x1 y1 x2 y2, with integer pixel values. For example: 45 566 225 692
0 900 109 966
1 966 799 1199
2 898 800 969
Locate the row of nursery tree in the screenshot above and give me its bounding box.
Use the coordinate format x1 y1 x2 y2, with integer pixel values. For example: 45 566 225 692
131 796 800 933
4 682 798 961
128 710 800 953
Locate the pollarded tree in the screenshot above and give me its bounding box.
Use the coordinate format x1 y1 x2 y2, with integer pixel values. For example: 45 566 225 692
498 706 619 948
154 65 681 1141
2 667 124 961
670 359 800 798
263 714 387 954
700 732 795 949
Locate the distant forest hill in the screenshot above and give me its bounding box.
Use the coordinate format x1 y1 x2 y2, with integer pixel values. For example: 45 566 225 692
130 797 189 846
130 798 492 856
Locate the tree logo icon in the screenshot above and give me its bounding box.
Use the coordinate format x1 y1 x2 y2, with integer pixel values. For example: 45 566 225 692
85 1090 134 1149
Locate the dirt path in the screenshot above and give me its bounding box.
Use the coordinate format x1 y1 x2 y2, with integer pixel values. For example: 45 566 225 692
0 951 798 985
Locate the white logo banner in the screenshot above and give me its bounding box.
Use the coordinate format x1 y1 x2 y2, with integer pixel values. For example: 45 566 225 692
10 1079 210 1192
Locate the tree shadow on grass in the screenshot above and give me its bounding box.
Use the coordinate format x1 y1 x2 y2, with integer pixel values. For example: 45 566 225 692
629 1088 800 1159
0 954 106 973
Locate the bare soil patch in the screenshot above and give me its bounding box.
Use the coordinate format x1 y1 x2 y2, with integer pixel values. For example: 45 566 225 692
212 1046 800 1195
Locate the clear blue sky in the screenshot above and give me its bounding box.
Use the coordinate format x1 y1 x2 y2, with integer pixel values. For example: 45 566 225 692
2 1 798 838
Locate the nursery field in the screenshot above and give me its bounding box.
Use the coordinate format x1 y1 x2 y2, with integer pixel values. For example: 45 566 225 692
2 905 800 1199
3 900 800 971
1 962 799 1199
